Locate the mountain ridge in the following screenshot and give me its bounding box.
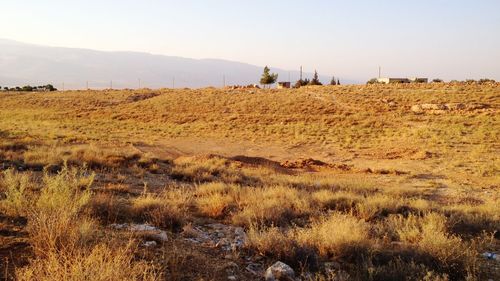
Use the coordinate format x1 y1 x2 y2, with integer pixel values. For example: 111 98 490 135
0 39 354 89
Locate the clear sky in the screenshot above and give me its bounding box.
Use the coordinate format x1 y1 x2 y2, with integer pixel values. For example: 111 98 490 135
1 0 499 82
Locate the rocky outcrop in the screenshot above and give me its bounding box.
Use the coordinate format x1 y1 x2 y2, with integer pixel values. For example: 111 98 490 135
411 103 490 114
109 223 168 242
280 158 352 171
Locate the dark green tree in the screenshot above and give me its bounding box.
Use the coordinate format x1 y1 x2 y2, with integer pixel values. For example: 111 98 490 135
45 84 57 91
294 78 311 88
308 70 322 86
260 66 278 88
330 76 337 85
22 85 33 92
478 78 495 84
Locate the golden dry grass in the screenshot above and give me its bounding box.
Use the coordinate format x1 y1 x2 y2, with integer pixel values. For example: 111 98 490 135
0 83 498 280
130 188 191 229
0 167 160 281
16 242 160 281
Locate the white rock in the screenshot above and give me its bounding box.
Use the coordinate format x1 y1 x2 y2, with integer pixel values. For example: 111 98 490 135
265 261 295 281
129 224 158 232
482 252 500 261
143 241 157 247
152 231 169 242
109 223 128 230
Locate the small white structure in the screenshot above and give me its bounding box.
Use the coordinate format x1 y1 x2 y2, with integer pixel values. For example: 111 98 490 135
409 77 429 83
277 82 291 89
377 77 428 84
377 78 410 84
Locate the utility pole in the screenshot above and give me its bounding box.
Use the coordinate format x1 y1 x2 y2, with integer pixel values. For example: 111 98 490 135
86 81 89 90
288 72 291 82
300 66 303 81
110 80 113 90
378 66 381 79
138 78 141 89
62 82 65 92
223 74 226 88
172 77 175 89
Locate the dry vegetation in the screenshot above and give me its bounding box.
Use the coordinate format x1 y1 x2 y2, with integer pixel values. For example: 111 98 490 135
0 83 499 280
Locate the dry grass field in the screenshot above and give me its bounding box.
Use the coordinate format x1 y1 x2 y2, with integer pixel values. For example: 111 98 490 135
0 83 499 280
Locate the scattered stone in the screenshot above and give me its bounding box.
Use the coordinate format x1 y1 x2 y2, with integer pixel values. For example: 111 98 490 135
153 231 169 242
324 261 349 280
445 103 466 110
143 241 157 247
324 261 341 272
265 261 295 281
421 103 446 110
328 270 350 281
301 272 314 280
227 276 237 281
183 238 201 244
234 227 245 237
126 92 160 103
226 262 239 269
246 263 262 276
109 223 168 242
482 252 500 261
226 84 260 90
410 150 438 160
381 99 397 107
182 223 247 252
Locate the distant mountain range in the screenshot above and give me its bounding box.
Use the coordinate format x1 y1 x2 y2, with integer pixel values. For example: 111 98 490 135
0 39 352 89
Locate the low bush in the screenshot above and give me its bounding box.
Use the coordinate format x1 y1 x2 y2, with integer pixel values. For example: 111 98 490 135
232 186 311 226
130 188 191 230
194 182 238 218
16 242 161 281
246 225 318 270
0 169 33 216
387 213 480 279
1 166 161 280
28 165 95 255
171 156 259 185
295 213 370 258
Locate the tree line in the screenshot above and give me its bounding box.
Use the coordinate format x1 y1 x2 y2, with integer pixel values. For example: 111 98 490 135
0 84 57 92
260 66 340 88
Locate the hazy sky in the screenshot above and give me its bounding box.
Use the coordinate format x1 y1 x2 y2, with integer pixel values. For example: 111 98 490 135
1 0 499 81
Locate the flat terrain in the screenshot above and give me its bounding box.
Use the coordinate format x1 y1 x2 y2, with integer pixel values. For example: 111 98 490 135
0 83 499 280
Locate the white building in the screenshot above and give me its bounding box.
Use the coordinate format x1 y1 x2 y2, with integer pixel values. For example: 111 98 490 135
376 77 428 84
